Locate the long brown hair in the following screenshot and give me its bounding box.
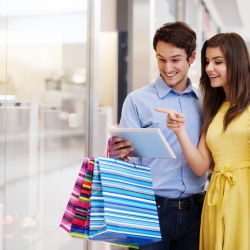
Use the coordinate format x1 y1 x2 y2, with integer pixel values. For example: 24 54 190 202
200 32 250 132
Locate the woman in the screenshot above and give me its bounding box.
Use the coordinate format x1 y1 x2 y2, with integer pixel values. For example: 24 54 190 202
156 32 250 249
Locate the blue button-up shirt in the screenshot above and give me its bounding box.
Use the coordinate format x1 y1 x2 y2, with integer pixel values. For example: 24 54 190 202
119 75 207 198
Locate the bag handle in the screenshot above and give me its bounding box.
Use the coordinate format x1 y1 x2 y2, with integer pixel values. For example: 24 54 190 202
106 137 117 159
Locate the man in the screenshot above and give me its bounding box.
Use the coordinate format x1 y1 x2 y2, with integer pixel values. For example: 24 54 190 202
109 22 207 250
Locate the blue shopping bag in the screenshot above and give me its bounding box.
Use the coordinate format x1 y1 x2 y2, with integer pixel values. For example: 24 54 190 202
89 156 162 247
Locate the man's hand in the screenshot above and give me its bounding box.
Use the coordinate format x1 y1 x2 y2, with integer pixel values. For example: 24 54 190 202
108 137 134 159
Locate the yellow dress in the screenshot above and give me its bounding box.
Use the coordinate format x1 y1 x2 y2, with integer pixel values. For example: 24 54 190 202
200 102 250 250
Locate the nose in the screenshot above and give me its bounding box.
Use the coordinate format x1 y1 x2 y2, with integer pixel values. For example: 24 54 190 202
206 62 214 71
163 61 173 72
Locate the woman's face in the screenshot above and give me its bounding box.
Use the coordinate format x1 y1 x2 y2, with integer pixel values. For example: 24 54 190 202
205 47 229 97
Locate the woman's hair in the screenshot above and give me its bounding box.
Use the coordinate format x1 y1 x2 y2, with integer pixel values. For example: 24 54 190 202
200 32 250 132
153 21 196 61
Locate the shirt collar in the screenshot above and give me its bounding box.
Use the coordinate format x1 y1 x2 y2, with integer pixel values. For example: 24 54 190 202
155 74 199 99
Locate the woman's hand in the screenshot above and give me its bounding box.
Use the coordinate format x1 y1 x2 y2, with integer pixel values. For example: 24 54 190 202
155 108 185 132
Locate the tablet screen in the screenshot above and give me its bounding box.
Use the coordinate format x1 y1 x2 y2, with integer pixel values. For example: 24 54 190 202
108 128 176 159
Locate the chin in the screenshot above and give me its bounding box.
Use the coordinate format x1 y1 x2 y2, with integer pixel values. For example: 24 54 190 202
210 83 220 88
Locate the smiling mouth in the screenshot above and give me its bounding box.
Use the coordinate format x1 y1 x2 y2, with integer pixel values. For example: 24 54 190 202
164 72 177 77
209 75 219 79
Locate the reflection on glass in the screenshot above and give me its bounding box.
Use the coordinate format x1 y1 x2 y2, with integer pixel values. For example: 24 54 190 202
0 1 87 249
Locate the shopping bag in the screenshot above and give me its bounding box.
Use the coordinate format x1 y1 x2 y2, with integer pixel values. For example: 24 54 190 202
59 157 90 232
69 158 95 238
89 156 162 247
88 159 105 238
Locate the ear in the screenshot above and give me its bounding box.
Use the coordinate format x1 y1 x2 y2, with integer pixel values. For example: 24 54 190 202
189 51 196 65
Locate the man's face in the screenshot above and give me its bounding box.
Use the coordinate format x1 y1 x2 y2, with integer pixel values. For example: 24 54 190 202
156 41 196 93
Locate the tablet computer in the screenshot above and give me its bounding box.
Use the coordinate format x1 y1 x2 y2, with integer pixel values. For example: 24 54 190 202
108 128 176 159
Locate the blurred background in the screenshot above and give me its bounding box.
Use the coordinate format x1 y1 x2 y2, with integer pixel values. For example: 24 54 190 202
0 0 249 249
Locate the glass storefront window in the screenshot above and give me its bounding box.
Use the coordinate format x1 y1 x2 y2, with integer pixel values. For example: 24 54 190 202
0 1 88 249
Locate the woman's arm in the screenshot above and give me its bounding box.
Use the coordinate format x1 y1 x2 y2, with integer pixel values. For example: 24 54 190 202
156 108 212 176
175 130 211 175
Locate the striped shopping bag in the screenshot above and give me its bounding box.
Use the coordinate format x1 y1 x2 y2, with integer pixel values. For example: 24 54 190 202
59 157 90 232
89 156 162 247
69 158 95 238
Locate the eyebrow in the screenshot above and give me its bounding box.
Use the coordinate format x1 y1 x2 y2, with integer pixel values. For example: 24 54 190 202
157 53 182 59
206 56 223 60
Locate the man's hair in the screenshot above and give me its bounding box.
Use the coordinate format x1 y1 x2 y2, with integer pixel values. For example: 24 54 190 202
153 21 196 60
